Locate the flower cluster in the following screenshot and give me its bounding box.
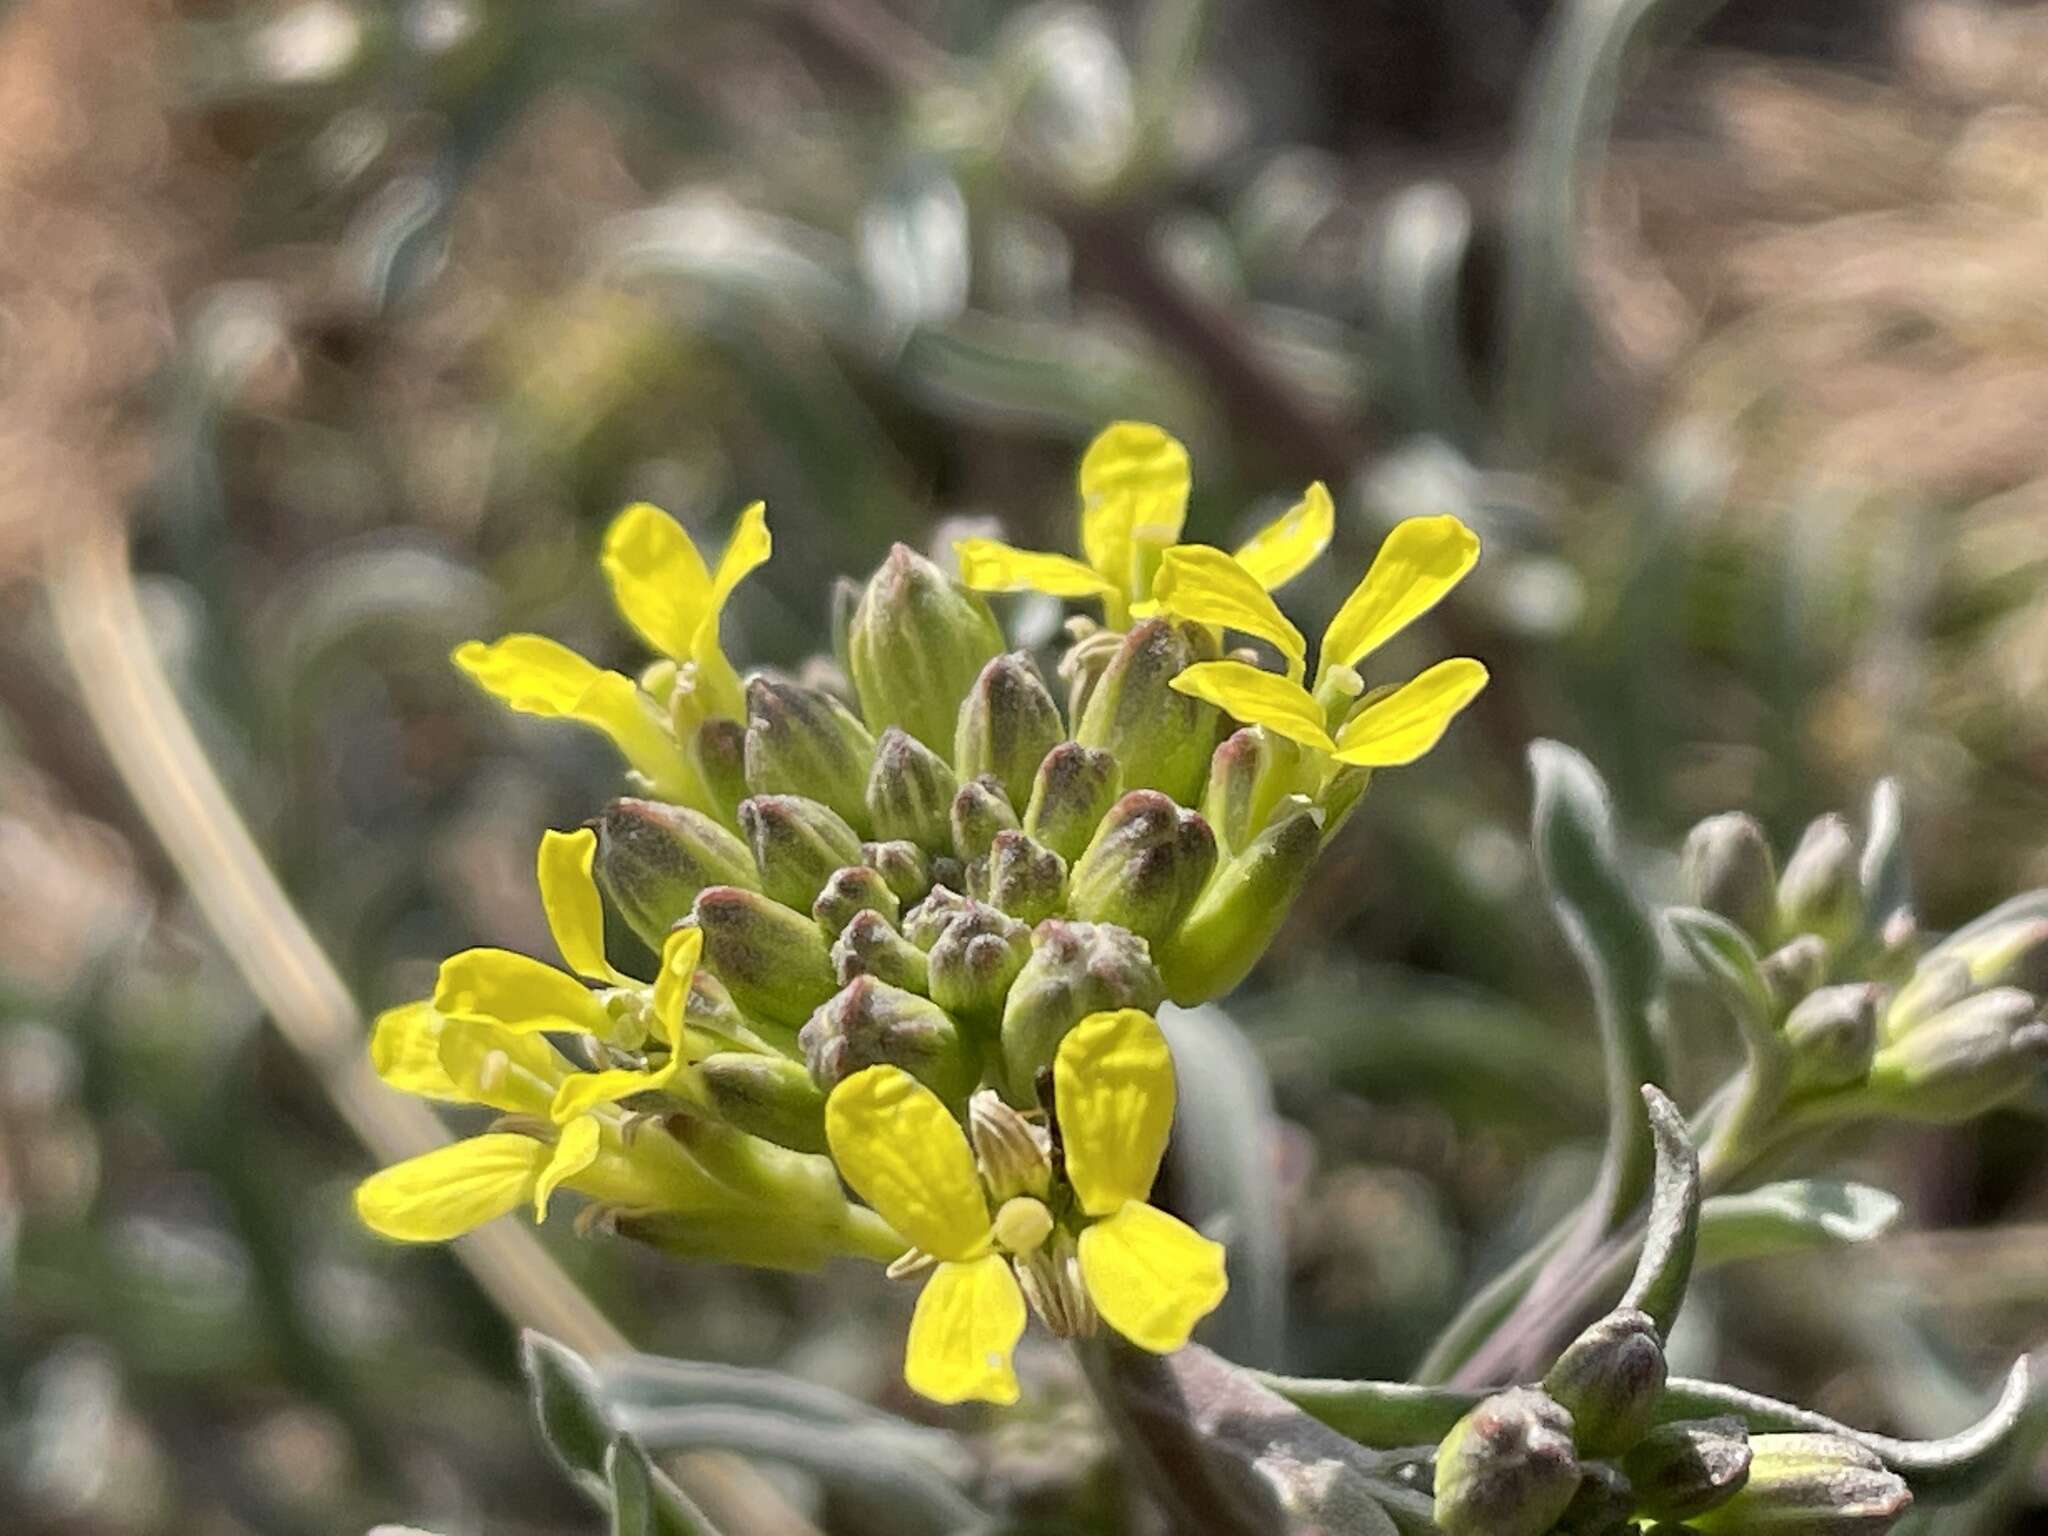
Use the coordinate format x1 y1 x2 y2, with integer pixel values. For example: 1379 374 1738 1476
356 422 1488 1401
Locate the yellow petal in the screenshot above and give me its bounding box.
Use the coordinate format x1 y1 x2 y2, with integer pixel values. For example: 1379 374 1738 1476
354 1134 548 1242
1169 661 1335 754
546 926 711 1122
538 828 627 985
1150 546 1307 677
1080 422 1190 596
601 502 713 661
707 500 772 613
369 1000 460 1099
653 926 706 1050
904 1255 1026 1406
824 1067 991 1262
1319 514 1480 675
1233 481 1334 591
432 947 610 1036
534 1115 602 1221
453 635 692 796
954 538 1118 599
1078 1200 1228 1353
1053 1008 1177 1217
1331 658 1489 767
438 1017 565 1116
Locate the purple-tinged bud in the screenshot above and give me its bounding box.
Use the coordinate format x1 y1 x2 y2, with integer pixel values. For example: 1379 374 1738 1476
1432 1388 1582 1536
832 908 930 992
924 897 1032 1027
1683 812 1779 942
1761 934 1830 1013
1202 726 1302 859
1555 1464 1634 1536
799 977 974 1105
1023 741 1124 867
739 794 866 912
697 1051 827 1153
862 838 933 905
591 797 760 951
1542 1308 1666 1457
952 775 1021 865
847 544 1006 754
1866 987 2048 1122
902 885 975 950
1689 1434 1909 1535
1778 814 1863 947
688 716 751 827
1624 1417 1754 1523
1074 619 1223 806
866 727 958 851
1155 799 1323 1006
812 865 900 939
998 919 1166 1102
743 678 877 835
1068 790 1218 947
1782 984 1879 1094
691 887 839 1029
970 830 1068 925
955 653 1064 812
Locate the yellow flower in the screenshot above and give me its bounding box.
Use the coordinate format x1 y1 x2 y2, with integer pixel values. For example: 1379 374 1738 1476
824 1008 1226 1405
954 422 1333 629
453 501 770 807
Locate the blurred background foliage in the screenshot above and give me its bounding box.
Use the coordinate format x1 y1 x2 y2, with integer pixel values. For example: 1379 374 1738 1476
1 0 2044 1531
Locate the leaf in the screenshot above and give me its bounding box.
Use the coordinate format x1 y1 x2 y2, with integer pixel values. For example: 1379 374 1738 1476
858 162 971 341
605 1438 725 1536
523 1330 614 1491
1859 778 1910 935
1247 1374 1483 1450
1368 181 1485 450
1695 1181 1902 1272
1618 1086 1698 1337
1666 905 1777 1056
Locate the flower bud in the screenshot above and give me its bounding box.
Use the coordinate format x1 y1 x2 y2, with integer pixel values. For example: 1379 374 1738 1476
1058 620 1125 722
1202 727 1302 859
847 544 1006 754
1555 1465 1634 1536
688 716 751 827
971 829 1068 925
1782 984 1879 1094
739 795 867 912
831 908 931 992
1682 812 1779 941
812 865 900 939
684 968 797 1058
903 884 976 950
590 797 761 951
866 727 959 851
1155 800 1322 1006
1022 741 1123 864
1777 815 1862 947
1688 1434 1910 1534
1623 1417 1753 1522
1432 1388 1582 1536
799 977 975 1105
697 1051 827 1153
1068 790 1218 947
743 678 877 836
999 919 1166 1102
969 1089 1052 1202
952 776 1021 865
955 653 1064 812
1761 934 1830 1013
1866 987 2048 1122
829 574 861 678
1890 919 2048 1041
1881 956 1970 1043
1074 619 1223 807
924 896 1032 1027
1542 1307 1666 1457
862 838 933 905
692 887 839 1029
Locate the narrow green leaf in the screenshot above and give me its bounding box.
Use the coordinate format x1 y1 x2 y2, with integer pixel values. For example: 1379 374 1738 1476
1859 778 1909 935
1667 905 1776 1048
605 1438 726 1536
1696 1181 1902 1271
522 1330 613 1488
1618 1086 1698 1337
1248 1374 1483 1449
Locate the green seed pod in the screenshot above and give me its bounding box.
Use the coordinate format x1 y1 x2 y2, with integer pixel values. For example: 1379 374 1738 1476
1155 800 1322 1006
1068 790 1218 947
812 865 901 939
1689 1434 1909 1535
920 894 1032 1028
862 838 933 905
1777 814 1863 948
743 677 877 835
955 652 1064 812
1074 618 1222 806
831 908 931 992
998 919 1166 1103
971 829 1068 925
1866 987 2048 1122
1624 1417 1754 1523
739 794 867 912
590 797 761 951
799 977 975 1105
688 716 751 828
1202 726 1302 859
1023 741 1123 865
1682 812 1780 942
1555 1463 1635 1536
1782 983 1879 1094
952 776 1021 865
1543 1307 1666 1457
697 1052 827 1153
1761 934 1830 1014
691 886 839 1029
866 727 959 852
847 543 1006 754
1432 1388 1582 1536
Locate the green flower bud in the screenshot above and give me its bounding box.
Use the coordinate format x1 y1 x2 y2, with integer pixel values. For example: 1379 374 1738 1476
952 776 1021 865
743 678 877 836
1761 934 1830 1013
799 977 974 1105
848 544 1005 754
1074 618 1222 806
590 797 761 951
920 894 1032 1027
691 886 839 1029
1432 1388 1582 1536
1624 1417 1753 1522
998 919 1166 1102
1068 790 1218 947
1555 1464 1635 1536
968 1089 1053 1202
1889 919 2048 1041
1023 741 1123 864
812 865 900 939
862 837 933 905
902 884 974 950
1683 812 1779 941
739 794 867 912
955 652 1064 812
1866 987 2048 1122
1202 727 1303 859
866 727 959 851
1689 1434 1910 1534
688 716 751 828
1782 984 1879 1094
1777 815 1862 947
1881 956 1969 1042
1057 620 1125 722
971 829 1068 925
832 908 930 992
697 1052 827 1153
1155 800 1322 1006
829 574 861 679
1542 1307 1666 1457
683 968 797 1058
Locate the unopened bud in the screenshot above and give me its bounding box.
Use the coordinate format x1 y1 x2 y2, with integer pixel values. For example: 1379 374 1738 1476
1074 619 1223 806
688 716 751 827
799 977 974 1105
969 1089 1052 1202
1891 920 2048 1042
1867 987 2048 1122
903 885 975 950
1542 1307 1666 1457
862 838 933 905
1555 1464 1633 1536
1155 800 1322 1006
1624 1417 1753 1522
970 830 1068 925
1761 935 1830 1013
829 574 861 679
923 896 1032 1027
1068 790 1218 947
952 776 1021 864
591 798 761 951
1202 727 1302 859
739 795 867 912
1682 813 1779 941
848 544 1005 754
683 969 795 1058
743 678 876 835
1778 815 1863 947
812 865 901 939
692 887 839 1028
956 653 1064 812
999 919 1166 1102
1057 620 1125 723
1689 1434 1910 1534
697 1052 827 1153
1432 1388 1582 1536
1023 741 1123 864
831 908 930 991
1782 984 1879 1094
866 727 959 851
